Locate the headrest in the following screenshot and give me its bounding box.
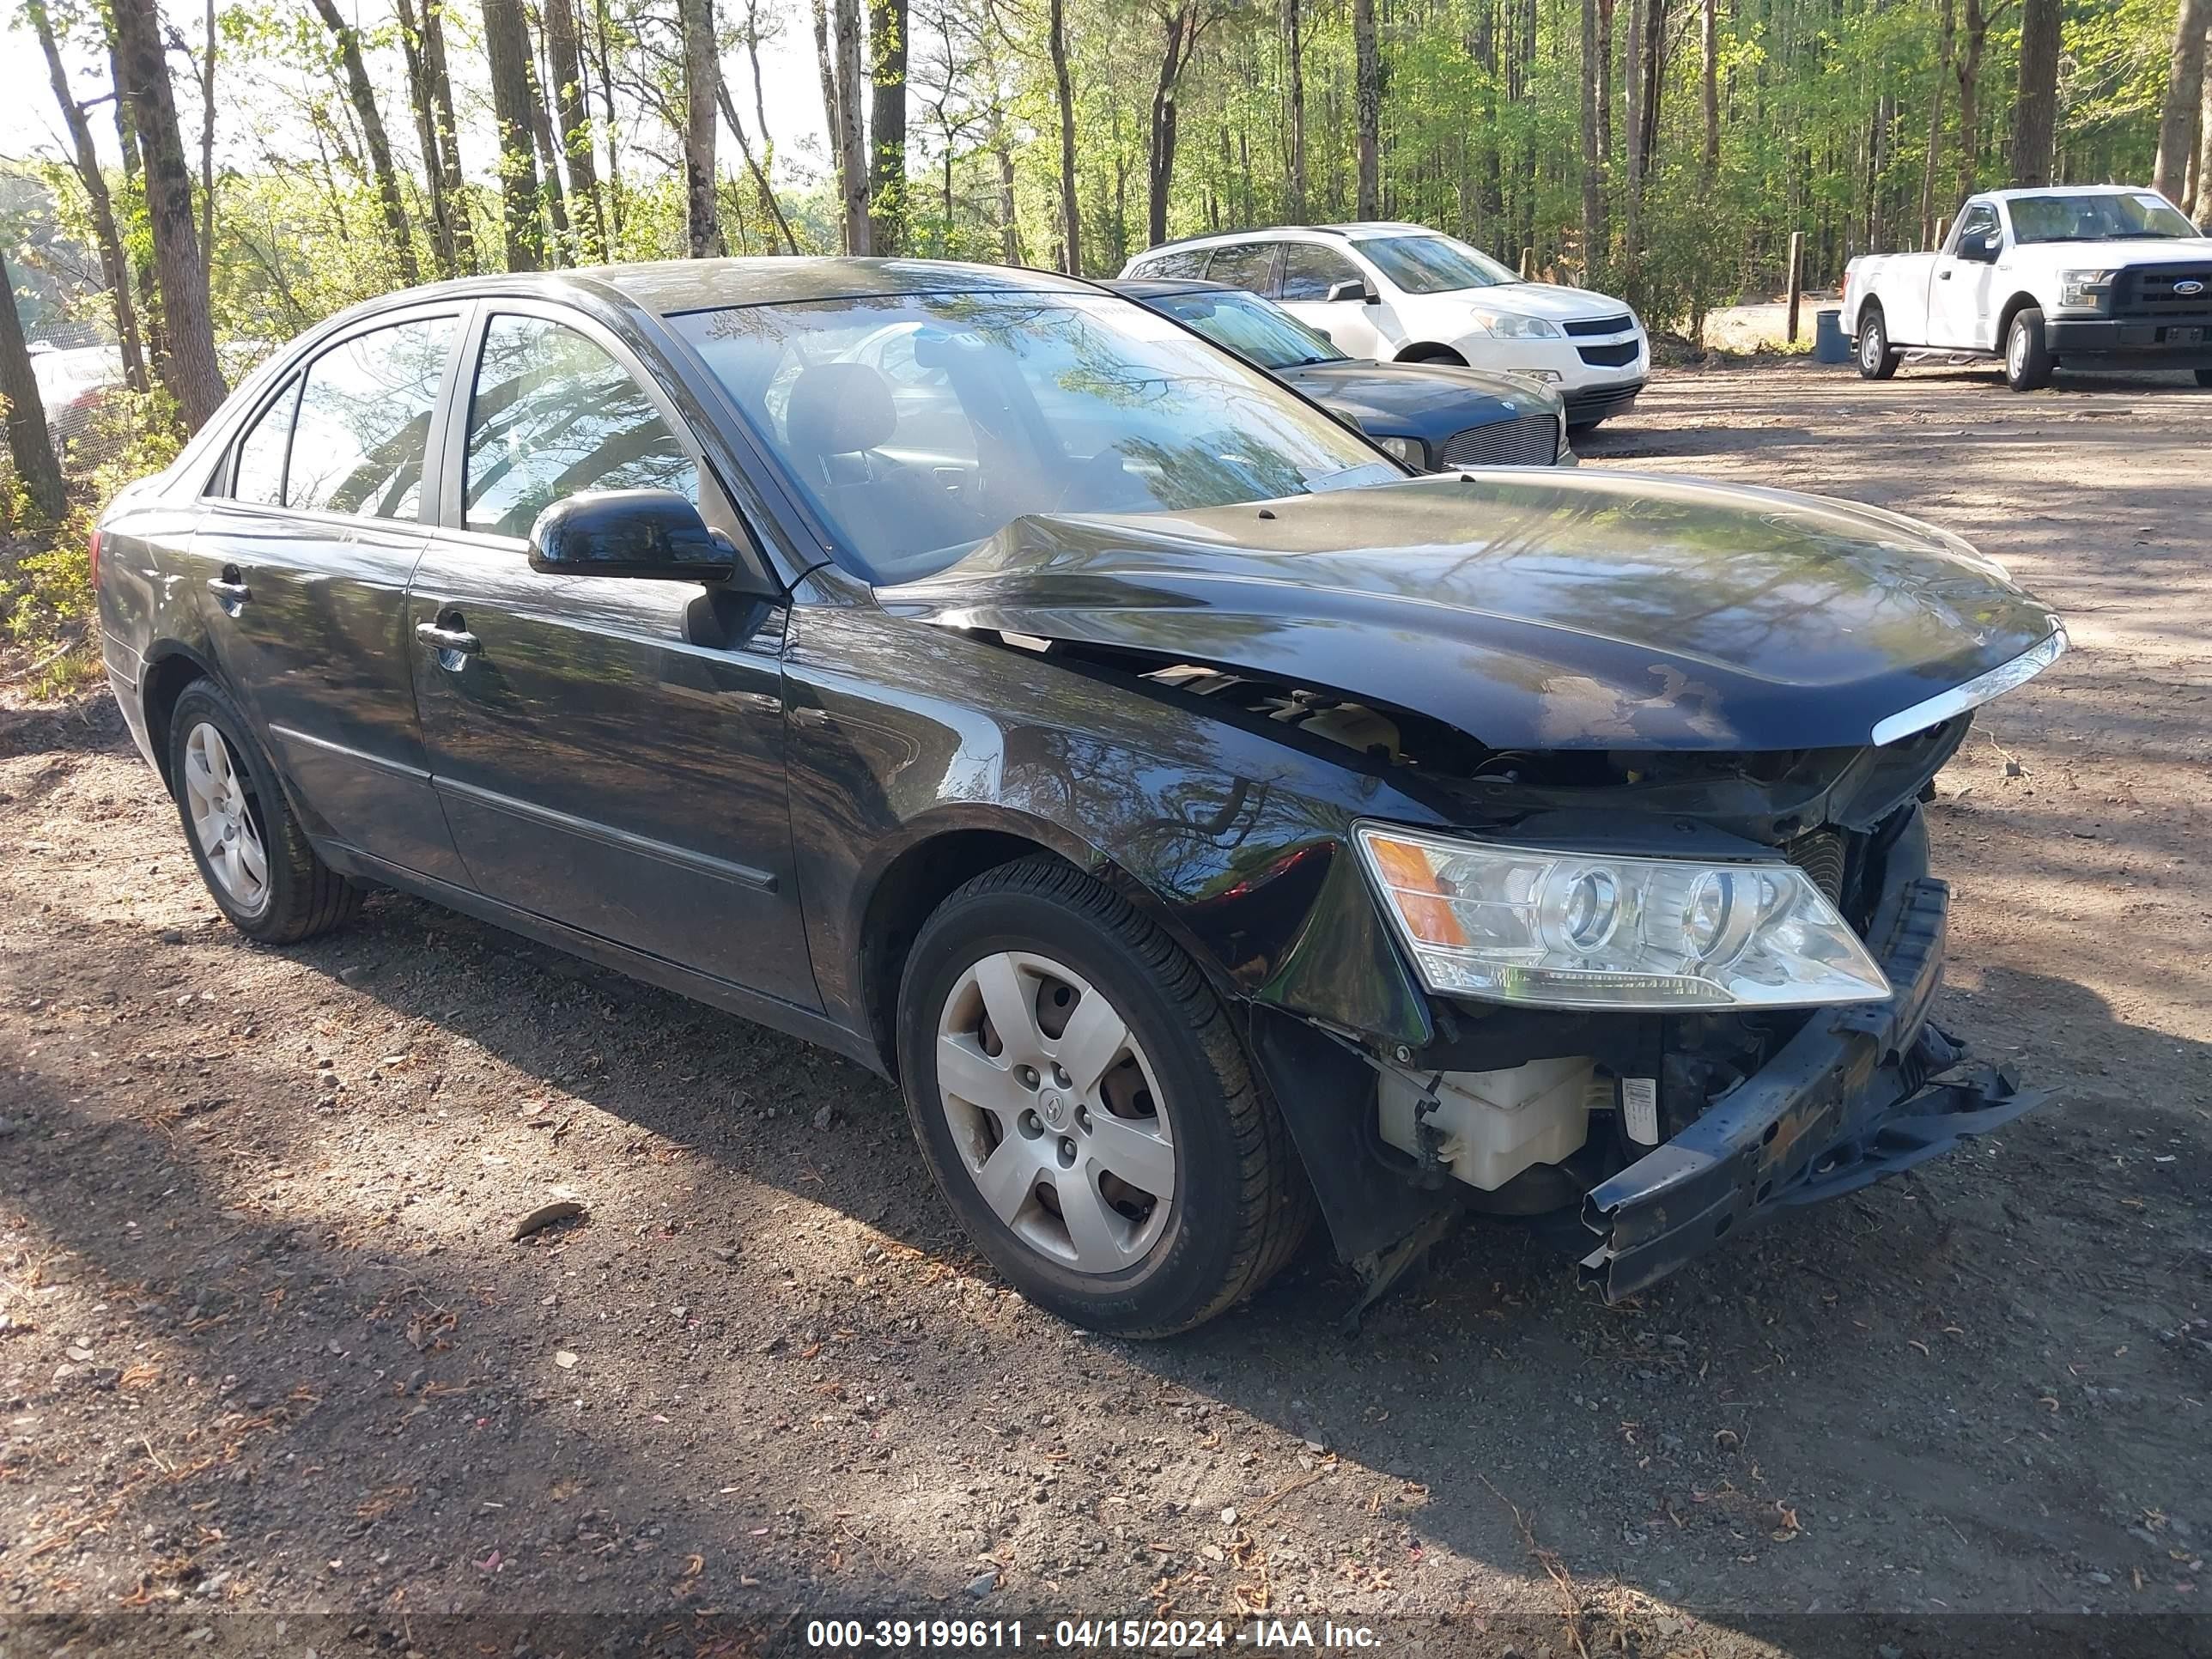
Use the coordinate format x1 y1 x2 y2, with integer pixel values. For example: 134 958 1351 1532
785 361 897 460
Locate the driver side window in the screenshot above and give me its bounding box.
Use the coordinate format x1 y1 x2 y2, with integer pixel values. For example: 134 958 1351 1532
462 313 697 540
1953 203 2000 252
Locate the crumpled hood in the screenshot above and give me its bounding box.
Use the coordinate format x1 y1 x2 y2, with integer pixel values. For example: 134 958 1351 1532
877 471 2064 753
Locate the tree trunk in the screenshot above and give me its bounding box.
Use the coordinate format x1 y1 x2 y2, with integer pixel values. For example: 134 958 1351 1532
1920 0 1952 246
1596 0 1613 164
812 0 845 222
395 0 460 275
112 0 226 431
2154 0 2211 203
1048 0 1080 272
1284 0 1306 218
0 254 66 521
1953 0 1984 209
2193 24 2212 220
423 0 475 269
1622 0 1644 281
522 13 571 251
1638 0 1666 175
717 80 798 251
678 0 724 256
2010 0 2060 187
198 0 216 283
105 20 163 380
28 0 149 392
543 0 605 258
1353 0 1380 216
834 0 871 252
1148 3 1193 248
995 132 1022 263
868 0 907 253
1700 0 1718 181
1579 0 1604 279
483 0 547 270
308 0 420 283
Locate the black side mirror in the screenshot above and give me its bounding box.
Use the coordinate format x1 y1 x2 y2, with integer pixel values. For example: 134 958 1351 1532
528 489 757 586
1957 232 2001 264
1324 278 1378 306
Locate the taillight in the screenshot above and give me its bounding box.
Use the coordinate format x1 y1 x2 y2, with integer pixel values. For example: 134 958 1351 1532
88 526 102 591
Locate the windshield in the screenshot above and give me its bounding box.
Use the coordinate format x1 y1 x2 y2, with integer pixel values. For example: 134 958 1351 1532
2008 191 2200 243
672 292 1401 584
1353 234 1519 293
1148 289 1347 370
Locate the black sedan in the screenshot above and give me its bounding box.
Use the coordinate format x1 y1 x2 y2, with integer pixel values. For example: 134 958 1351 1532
94 258 2061 1334
1109 276 1570 470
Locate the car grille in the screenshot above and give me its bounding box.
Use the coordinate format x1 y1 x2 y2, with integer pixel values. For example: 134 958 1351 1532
1784 827 1848 906
1563 313 1636 337
1437 412 1559 469
2114 265 2212 318
1575 339 1642 368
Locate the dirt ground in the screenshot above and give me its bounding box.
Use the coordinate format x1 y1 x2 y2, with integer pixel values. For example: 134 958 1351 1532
3 360 2209 1658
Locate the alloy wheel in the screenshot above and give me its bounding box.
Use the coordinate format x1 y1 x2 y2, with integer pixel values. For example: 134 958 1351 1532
182 720 271 915
933 949 1175 1273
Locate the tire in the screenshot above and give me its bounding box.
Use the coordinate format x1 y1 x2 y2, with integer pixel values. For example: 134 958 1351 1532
166 679 362 945
2004 307 2054 391
896 857 1312 1336
1856 308 1900 380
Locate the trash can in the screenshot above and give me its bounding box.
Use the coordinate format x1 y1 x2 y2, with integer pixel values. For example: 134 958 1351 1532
1813 307 1849 363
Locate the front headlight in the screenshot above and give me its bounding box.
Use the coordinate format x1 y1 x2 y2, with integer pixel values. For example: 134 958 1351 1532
2057 268 2118 308
1353 824 1892 1011
1372 434 1426 467
1467 309 1564 339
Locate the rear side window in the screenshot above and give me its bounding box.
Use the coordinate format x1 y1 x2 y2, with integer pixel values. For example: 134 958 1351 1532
285 317 456 519
231 377 300 505
1132 248 1207 279
1205 243 1281 296
1279 242 1364 301
462 314 697 540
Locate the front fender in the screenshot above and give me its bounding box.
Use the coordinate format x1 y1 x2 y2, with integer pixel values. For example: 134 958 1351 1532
783 605 1436 1053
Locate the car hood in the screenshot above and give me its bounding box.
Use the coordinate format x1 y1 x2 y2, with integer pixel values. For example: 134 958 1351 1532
1274 361 1561 437
2007 237 2212 267
877 471 2064 753
1468 283 1635 324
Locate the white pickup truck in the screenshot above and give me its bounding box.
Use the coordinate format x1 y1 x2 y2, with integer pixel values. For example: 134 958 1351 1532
1842 185 2212 391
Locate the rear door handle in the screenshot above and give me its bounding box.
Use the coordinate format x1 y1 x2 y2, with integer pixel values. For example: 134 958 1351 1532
416 619 482 657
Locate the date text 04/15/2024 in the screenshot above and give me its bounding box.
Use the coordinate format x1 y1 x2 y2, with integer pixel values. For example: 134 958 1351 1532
804 1619 1383 1650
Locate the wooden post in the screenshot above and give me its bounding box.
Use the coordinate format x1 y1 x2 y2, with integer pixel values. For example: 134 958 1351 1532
1934 216 1950 252
1785 230 1804 344
1519 246 1535 279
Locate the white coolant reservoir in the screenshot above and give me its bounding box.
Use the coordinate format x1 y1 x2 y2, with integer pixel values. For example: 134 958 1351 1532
1376 1057 1598 1192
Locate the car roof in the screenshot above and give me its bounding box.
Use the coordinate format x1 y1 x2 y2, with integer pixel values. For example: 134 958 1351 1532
1978 185 2163 202
1104 278 1237 298
1136 221 1449 257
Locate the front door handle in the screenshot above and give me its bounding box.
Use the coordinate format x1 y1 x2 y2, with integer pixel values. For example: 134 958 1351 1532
1938 270 1953 280
206 567 251 605
416 619 482 656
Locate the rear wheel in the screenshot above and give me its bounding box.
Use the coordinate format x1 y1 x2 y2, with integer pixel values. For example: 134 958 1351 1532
896 857 1310 1336
166 679 362 944
1856 308 1900 380
2004 307 2054 391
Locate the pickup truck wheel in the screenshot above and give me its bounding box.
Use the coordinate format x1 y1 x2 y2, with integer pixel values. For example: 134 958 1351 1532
2005 307 2055 391
1856 310 1900 380
896 857 1312 1336
166 680 363 945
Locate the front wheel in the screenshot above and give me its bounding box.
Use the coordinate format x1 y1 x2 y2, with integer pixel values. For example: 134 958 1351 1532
896 858 1311 1336
1856 309 1900 380
2005 307 2055 391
